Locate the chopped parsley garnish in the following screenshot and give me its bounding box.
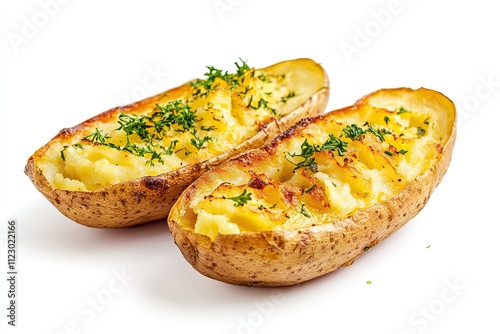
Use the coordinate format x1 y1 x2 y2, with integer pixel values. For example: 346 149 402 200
365 123 392 142
235 58 251 77
280 91 296 103
286 139 320 172
305 184 317 193
190 130 214 150
397 106 410 114
192 66 232 92
61 142 85 161
342 123 391 142
321 134 348 156
286 134 347 172
74 99 214 166
116 113 150 140
112 101 199 144
60 145 68 161
257 73 271 83
83 128 110 144
283 121 420 174
247 96 276 115
342 124 365 140
384 116 390 124
201 125 217 131
300 204 311 218
152 100 199 133
190 58 252 96
386 148 408 157
228 189 252 207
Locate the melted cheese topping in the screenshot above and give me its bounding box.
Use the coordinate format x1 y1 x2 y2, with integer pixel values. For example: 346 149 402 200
40 63 314 191
191 104 442 240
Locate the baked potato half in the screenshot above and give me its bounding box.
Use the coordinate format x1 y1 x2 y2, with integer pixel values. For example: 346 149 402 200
168 87 456 286
25 58 329 228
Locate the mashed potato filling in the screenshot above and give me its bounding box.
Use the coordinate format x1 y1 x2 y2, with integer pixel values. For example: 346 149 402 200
39 60 314 191
192 103 442 239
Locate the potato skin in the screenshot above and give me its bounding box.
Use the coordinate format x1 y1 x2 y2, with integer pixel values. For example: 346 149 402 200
168 87 457 286
24 59 329 228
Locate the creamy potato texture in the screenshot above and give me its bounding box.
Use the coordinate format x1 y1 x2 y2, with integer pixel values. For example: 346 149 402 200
39 60 309 191
191 104 441 240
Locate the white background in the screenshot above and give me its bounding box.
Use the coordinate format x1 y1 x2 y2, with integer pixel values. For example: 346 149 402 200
1 0 499 333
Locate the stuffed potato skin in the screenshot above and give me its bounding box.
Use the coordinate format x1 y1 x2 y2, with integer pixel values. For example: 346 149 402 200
25 58 329 228
168 87 456 286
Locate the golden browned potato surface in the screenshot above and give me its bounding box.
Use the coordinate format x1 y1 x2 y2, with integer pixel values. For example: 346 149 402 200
168 87 456 286
25 58 329 228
